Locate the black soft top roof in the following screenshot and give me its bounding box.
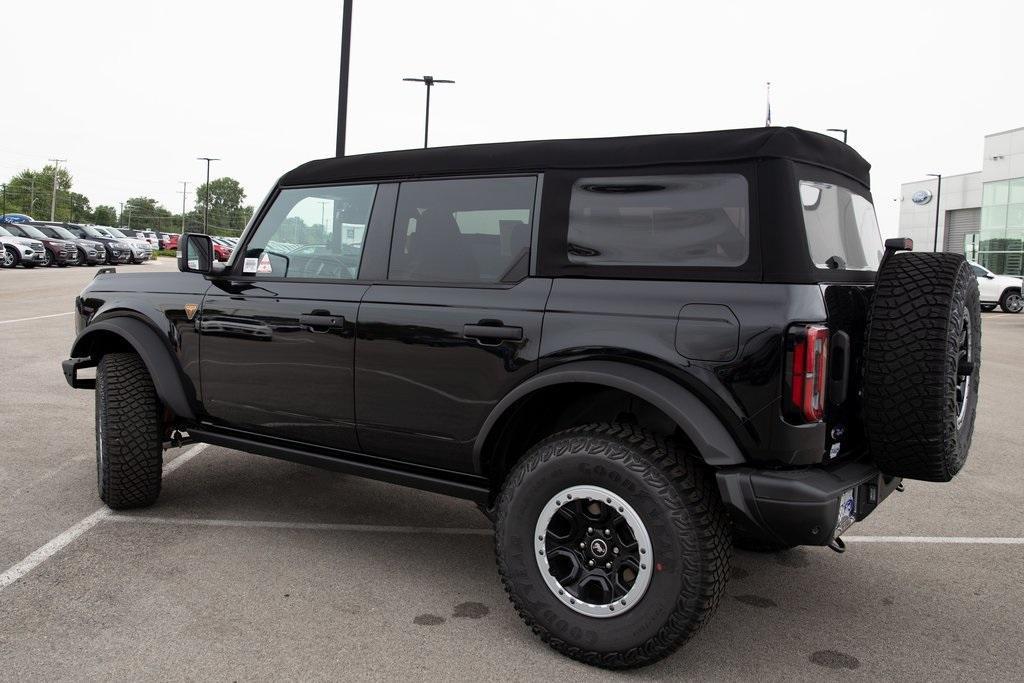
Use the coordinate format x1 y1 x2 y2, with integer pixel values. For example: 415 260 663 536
280 126 870 189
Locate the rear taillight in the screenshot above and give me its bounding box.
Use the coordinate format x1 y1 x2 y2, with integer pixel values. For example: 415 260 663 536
789 324 829 422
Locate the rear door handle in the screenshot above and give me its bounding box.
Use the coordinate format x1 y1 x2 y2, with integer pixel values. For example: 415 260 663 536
463 323 523 343
300 311 344 331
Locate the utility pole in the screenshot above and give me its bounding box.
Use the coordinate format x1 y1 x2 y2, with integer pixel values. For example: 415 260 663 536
48 158 66 221
179 181 188 232
336 0 353 156
764 82 771 127
196 157 219 234
402 76 455 148
827 128 848 144
29 175 35 215
1 183 6 219
927 173 943 252
119 202 124 227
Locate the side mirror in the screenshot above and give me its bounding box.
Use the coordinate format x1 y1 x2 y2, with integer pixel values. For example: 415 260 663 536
177 233 214 274
984 273 996 279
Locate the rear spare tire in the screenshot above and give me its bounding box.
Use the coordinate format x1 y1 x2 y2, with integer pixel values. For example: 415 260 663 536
863 252 980 482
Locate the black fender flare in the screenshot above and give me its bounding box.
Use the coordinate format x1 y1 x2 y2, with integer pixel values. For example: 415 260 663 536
472 360 746 470
68 317 196 420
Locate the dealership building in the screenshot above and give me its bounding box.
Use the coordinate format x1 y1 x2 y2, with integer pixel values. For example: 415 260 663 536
898 126 1024 276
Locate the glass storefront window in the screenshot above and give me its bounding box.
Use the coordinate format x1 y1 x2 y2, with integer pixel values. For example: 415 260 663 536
982 204 1008 230
983 180 1009 206
1007 204 1024 229
1010 178 1024 204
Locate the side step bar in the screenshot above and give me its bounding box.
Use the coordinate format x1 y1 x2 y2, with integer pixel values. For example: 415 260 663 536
187 426 491 504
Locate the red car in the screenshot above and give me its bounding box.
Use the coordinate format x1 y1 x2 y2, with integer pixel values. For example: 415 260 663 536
212 237 233 262
163 233 180 250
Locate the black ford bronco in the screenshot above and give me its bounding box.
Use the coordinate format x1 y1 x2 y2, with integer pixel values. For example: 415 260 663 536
62 127 980 669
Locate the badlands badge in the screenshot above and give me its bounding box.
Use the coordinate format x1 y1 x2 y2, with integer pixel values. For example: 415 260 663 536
184 303 198 320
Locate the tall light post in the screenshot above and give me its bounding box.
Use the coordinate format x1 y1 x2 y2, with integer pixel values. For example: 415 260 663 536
1 183 7 219
827 128 848 143
197 157 220 234
927 173 943 252
48 158 66 221
403 76 455 148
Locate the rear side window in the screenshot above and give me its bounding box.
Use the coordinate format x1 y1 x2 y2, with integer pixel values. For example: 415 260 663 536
566 174 749 267
800 180 882 271
388 176 536 283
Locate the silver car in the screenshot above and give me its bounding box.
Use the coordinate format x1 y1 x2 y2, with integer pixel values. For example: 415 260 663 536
0 225 47 268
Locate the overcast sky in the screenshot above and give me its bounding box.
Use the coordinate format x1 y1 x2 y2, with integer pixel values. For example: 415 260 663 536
3 0 1022 234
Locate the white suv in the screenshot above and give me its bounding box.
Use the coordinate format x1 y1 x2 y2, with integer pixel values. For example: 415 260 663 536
971 261 1023 313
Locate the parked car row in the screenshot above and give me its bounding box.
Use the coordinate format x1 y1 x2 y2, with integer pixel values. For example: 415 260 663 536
0 221 183 269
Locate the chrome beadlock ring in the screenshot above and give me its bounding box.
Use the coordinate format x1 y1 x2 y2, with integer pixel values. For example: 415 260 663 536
534 485 653 618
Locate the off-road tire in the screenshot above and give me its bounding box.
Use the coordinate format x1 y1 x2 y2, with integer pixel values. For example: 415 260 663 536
95 352 163 509
864 252 980 482
999 289 1022 314
495 423 730 669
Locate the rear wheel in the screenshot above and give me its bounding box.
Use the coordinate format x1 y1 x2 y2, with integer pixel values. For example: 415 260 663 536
95 352 163 509
1000 290 1023 314
495 423 729 669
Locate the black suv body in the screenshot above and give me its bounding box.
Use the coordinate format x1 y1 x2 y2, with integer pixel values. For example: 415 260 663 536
62 127 980 668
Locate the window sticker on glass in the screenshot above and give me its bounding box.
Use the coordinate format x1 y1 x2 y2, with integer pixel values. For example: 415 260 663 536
243 257 258 273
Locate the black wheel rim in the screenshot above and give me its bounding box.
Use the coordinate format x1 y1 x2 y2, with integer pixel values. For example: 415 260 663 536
955 305 973 428
535 485 652 617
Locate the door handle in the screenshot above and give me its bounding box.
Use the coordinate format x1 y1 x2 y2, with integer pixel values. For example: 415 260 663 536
463 322 523 344
300 311 344 331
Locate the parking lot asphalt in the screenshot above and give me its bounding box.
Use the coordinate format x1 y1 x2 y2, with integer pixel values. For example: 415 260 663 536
1 262 1022 681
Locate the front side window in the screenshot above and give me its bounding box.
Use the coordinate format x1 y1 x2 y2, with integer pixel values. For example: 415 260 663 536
388 176 536 283
242 184 376 280
800 180 883 271
6 224 48 240
567 174 750 267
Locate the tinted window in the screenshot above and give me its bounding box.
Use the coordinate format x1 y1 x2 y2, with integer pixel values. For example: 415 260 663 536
800 180 882 271
243 184 376 280
388 177 536 283
567 174 749 267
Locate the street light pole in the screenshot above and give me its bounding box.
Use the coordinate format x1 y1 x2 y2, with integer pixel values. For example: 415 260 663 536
197 157 220 234
927 173 943 252
402 76 455 148
48 158 66 221
2 183 6 219
336 0 353 156
827 128 848 144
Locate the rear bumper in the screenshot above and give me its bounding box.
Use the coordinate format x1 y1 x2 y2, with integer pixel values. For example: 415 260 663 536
717 458 901 547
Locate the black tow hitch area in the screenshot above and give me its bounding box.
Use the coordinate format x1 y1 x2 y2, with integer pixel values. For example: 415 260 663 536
828 537 846 553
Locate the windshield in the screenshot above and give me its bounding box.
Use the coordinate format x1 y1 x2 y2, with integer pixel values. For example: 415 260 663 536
104 228 128 238
81 225 107 238
9 224 48 240
800 180 883 271
40 226 77 240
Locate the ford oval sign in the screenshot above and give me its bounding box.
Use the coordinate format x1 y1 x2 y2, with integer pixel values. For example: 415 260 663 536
911 189 933 205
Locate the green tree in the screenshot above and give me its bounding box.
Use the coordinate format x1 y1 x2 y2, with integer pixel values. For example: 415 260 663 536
122 196 172 231
94 205 117 226
194 177 253 233
3 165 73 219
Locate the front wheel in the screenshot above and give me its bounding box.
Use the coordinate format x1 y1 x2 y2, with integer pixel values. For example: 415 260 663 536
42 250 53 267
495 423 730 669
2 249 18 268
1000 290 1023 314
95 352 164 509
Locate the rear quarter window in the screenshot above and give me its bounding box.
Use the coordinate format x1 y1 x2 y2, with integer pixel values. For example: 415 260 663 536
566 174 749 267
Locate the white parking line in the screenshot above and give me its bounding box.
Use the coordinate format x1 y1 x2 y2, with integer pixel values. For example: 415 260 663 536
106 515 494 536
0 311 73 325
0 443 208 593
844 535 1024 545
